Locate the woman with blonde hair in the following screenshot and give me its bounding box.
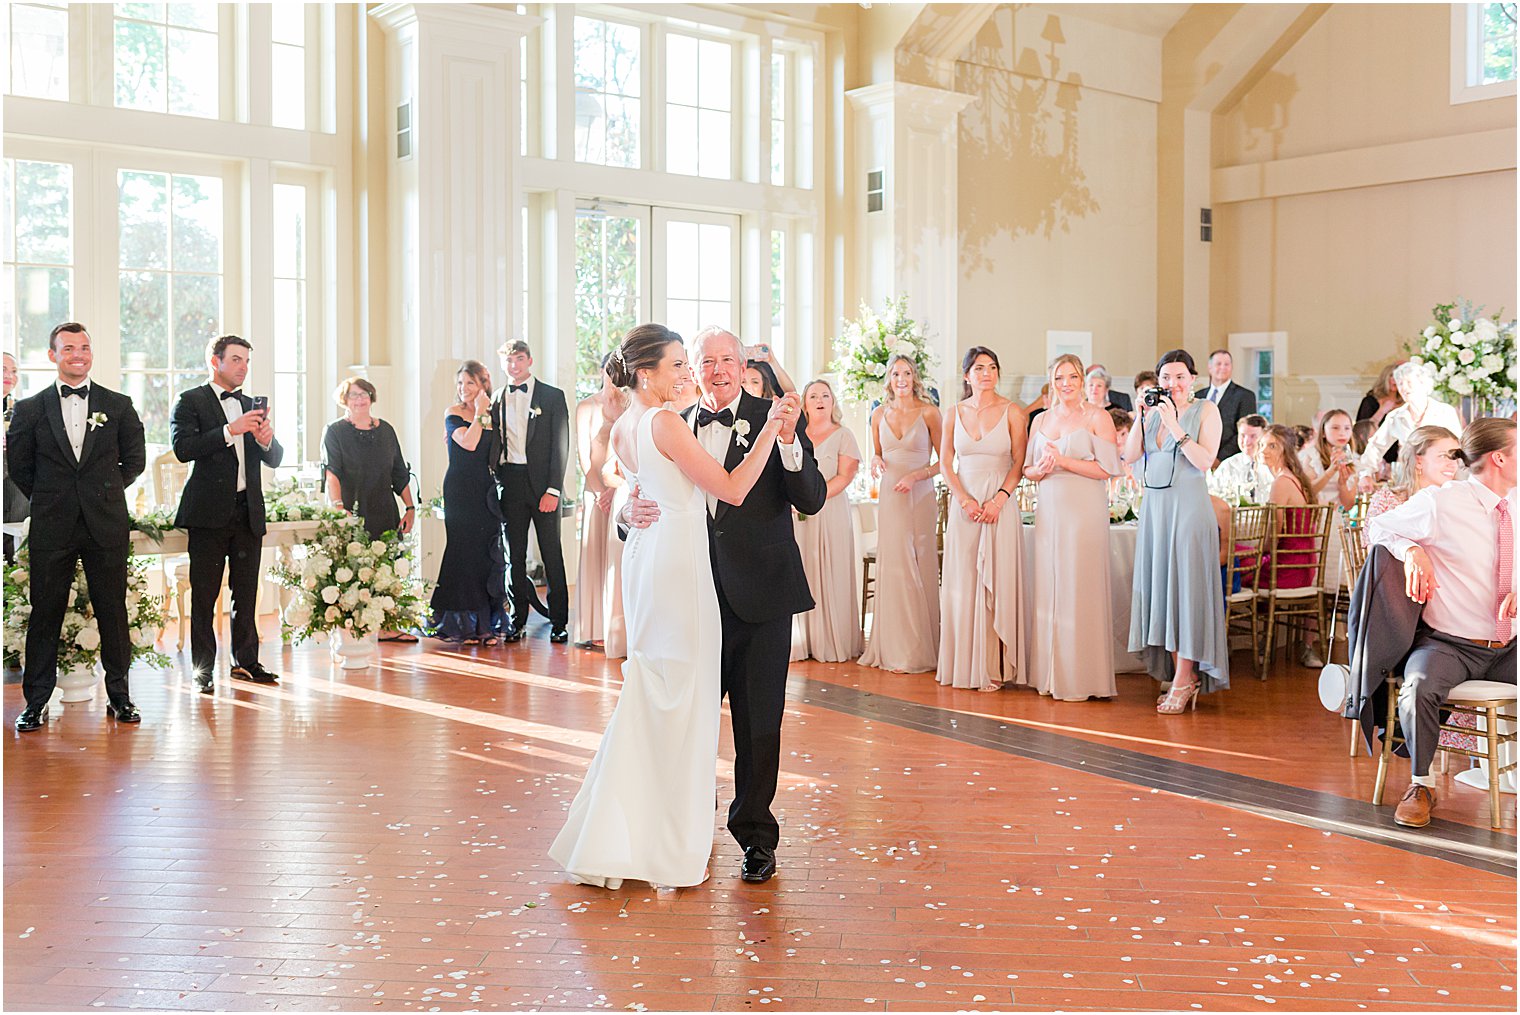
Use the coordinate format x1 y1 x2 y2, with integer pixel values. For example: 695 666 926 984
859 354 942 673
1362 425 1463 543
1025 354 1121 700
791 379 863 662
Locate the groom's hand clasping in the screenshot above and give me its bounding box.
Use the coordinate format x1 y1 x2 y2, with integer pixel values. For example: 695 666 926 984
626 481 661 529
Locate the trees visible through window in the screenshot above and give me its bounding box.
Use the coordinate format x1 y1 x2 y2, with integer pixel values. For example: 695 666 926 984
118 169 223 444
1479 3 1517 84
113 3 219 118
770 51 788 187
7 2 68 100
2 159 73 399
574 209 640 398
1254 348 1274 421
573 16 641 169
666 34 732 179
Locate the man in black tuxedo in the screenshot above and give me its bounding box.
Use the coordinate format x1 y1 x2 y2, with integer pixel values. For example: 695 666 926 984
1196 348 1258 464
627 326 827 883
6 323 146 730
492 340 571 643
170 335 284 692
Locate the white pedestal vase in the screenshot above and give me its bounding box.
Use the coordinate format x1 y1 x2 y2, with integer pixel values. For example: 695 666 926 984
56 665 99 702
330 629 378 669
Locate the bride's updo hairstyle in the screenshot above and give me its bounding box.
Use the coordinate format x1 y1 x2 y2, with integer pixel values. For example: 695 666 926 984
607 323 683 390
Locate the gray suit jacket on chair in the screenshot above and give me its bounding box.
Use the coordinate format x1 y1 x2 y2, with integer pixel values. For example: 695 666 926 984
1345 544 1425 753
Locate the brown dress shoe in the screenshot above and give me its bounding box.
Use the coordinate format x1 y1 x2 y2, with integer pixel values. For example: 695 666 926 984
1394 784 1437 827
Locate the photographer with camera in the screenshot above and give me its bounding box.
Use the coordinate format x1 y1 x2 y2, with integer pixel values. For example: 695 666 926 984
1122 350 1231 714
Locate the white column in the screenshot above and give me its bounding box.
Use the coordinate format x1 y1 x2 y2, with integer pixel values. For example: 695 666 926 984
371 3 540 576
846 82 973 401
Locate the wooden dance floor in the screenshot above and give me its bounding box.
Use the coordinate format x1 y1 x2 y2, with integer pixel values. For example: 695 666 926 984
4 621 1515 1011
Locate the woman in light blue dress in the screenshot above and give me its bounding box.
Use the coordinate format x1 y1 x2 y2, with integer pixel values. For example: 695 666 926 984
1122 350 1231 713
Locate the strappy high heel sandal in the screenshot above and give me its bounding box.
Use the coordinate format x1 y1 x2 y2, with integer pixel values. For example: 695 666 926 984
1156 682 1200 715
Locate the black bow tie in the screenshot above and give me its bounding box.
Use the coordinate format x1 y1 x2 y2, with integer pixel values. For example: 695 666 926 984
697 407 734 429
219 389 243 401
60 384 88 399
509 383 528 394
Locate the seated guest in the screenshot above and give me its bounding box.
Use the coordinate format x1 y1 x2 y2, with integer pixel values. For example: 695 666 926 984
1084 365 1131 412
791 380 863 663
1292 424 1315 454
1367 417 1516 828
1360 361 1464 477
1300 408 1357 510
1208 413 1272 502
1352 418 1376 456
1260 424 1325 666
323 377 415 540
1362 425 1461 546
429 361 510 645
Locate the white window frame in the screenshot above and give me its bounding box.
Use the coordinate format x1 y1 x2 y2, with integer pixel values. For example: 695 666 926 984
101 2 236 121
271 166 324 465
662 27 739 181
1451 2 1518 104
652 206 741 339
572 199 650 397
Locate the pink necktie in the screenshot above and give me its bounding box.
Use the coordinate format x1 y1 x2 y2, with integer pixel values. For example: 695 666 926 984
1496 498 1514 642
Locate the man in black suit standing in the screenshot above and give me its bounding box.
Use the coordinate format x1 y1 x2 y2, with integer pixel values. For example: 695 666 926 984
492 340 571 643
170 335 284 693
627 326 827 884
1197 348 1258 465
6 323 146 731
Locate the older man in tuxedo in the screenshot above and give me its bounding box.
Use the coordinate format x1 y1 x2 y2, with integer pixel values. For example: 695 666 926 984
6 323 146 731
171 335 284 693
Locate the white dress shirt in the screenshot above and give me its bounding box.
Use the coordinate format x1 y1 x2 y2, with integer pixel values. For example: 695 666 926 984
1209 450 1272 503
503 376 534 466
56 379 89 460
694 395 801 516
1205 381 1230 404
1359 399 1464 477
212 380 250 492
1367 477 1518 642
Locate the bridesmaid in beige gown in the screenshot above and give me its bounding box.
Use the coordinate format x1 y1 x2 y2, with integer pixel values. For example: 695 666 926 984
1024 354 1121 701
938 347 1028 691
573 356 628 651
791 380 864 663
859 355 943 673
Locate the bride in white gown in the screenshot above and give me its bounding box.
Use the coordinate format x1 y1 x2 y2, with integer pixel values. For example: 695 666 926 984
549 324 787 889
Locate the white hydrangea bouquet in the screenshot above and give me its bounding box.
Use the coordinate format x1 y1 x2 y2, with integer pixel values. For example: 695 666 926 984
1406 299 1516 407
266 477 347 523
3 547 171 672
830 295 938 405
271 515 429 641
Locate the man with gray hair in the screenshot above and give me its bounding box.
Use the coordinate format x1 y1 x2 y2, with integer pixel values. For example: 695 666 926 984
626 325 826 883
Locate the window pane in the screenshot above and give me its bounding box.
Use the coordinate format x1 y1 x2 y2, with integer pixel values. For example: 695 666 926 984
770 230 784 329
573 17 605 90
698 109 730 179
172 273 220 371
171 174 221 272
605 218 638 296
125 371 173 445
167 2 215 31
698 299 731 331
15 266 69 361
273 372 303 456
1484 3 1511 39
270 2 304 45
607 22 640 96
115 3 164 21
667 35 697 107
14 160 71 265
118 171 169 270
698 223 731 301
2 160 13 263
272 43 305 129
666 105 698 176
273 278 303 368
115 19 166 111
771 119 785 186
573 91 605 164
698 40 731 112
666 298 697 343
605 95 640 169
11 4 69 100
273 184 306 278
665 221 698 301
771 52 785 120
1484 35 1516 84
167 27 218 117
119 270 169 369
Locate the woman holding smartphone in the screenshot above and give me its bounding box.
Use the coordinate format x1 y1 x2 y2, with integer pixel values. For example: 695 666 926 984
1122 350 1231 714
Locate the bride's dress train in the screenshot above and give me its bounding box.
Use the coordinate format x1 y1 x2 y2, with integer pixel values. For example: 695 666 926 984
548 406 722 889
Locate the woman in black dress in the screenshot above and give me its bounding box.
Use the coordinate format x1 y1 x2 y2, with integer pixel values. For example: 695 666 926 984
324 376 418 642
427 360 511 645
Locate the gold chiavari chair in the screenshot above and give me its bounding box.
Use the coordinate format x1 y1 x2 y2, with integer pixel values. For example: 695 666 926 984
1255 503 1337 677
1224 505 1270 666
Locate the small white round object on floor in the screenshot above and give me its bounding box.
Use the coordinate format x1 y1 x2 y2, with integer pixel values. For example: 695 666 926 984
1317 663 1351 712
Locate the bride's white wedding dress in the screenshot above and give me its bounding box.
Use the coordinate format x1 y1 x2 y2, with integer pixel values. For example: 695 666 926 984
549 406 722 888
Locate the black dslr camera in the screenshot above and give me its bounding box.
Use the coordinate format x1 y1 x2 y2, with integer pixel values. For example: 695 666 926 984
1141 386 1169 407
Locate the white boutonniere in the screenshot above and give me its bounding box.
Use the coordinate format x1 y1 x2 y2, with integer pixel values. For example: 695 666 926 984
528 405 542 419
87 411 108 430
733 418 751 448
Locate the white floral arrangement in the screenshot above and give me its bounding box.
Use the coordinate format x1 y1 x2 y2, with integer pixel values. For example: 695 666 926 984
3 547 171 672
830 295 938 406
1406 299 1516 406
271 515 429 640
265 477 347 523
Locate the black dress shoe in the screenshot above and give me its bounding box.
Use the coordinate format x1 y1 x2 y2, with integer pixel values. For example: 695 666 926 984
231 665 278 684
503 626 525 643
549 628 569 644
741 846 777 883
105 701 141 723
194 673 214 694
14 706 47 732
